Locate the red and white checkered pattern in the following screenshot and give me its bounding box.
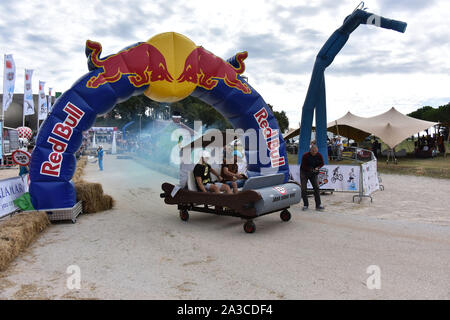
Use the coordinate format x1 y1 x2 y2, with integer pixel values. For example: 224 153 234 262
17 126 33 140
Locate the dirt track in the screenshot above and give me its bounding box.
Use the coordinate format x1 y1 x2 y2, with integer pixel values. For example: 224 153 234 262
1 155 449 299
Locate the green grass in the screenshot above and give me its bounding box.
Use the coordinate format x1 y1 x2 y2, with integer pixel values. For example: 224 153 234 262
376 156 450 179
287 144 450 179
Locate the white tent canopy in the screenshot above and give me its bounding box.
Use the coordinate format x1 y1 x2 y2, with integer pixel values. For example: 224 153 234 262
327 111 371 143
284 107 438 149
328 107 438 148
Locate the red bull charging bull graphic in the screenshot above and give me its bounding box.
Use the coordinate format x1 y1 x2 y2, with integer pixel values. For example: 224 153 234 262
29 32 289 210
85 40 173 88
177 47 251 94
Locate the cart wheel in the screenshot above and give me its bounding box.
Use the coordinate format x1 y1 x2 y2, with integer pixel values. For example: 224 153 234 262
72 219 76 224
179 210 189 221
243 221 256 233
280 210 291 222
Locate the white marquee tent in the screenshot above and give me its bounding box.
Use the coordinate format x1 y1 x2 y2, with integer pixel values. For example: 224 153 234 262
327 107 438 148
285 107 438 149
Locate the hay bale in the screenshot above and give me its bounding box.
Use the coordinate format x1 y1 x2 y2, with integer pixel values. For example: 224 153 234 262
73 156 114 213
0 211 49 271
72 157 88 184
99 195 115 212
75 182 114 213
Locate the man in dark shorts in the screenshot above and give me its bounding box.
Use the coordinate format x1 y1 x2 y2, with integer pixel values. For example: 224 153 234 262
221 151 246 193
194 150 232 194
300 145 325 211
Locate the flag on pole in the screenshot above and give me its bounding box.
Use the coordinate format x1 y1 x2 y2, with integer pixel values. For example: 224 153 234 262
23 69 34 116
2 54 16 112
38 81 47 120
47 87 52 114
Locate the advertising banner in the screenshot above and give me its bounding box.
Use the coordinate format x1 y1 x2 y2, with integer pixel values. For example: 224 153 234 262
47 87 53 113
290 164 360 192
23 69 34 116
2 54 16 112
361 160 380 196
38 81 48 120
0 176 27 218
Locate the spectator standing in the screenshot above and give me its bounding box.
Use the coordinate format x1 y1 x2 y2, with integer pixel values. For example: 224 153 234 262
97 145 104 171
300 145 325 211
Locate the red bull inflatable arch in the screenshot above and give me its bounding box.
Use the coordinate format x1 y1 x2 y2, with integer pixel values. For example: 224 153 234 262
29 32 289 210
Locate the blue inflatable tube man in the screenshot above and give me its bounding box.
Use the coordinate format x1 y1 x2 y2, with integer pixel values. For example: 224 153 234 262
298 7 407 163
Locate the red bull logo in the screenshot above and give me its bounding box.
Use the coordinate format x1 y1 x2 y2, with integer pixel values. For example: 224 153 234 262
254 107 285 168
177 47 251 94
273 186 287 195
85 33 251 101
86 40 173 89
40 102 85 177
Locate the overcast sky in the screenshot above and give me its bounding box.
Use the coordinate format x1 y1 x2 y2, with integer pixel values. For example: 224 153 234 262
1 0 449 127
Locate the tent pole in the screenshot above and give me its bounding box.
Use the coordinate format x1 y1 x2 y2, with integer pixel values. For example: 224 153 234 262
446 126 450 158
335 120 340 137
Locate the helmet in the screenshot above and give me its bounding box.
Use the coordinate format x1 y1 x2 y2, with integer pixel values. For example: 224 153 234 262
201 149 211 158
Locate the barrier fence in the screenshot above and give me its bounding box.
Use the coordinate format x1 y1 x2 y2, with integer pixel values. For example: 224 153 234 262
289 148 380 202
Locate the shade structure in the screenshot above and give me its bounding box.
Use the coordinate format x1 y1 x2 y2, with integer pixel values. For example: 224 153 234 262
328 107 437 149
326 112 372 143
286 107 438 149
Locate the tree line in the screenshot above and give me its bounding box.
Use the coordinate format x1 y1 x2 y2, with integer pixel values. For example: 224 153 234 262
408 103 450 125
408 102 450 137
96 94 290 133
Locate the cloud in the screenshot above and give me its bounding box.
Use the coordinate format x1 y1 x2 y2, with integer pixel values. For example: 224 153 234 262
378 0 437 11
1 0 449 126
26 33 55 44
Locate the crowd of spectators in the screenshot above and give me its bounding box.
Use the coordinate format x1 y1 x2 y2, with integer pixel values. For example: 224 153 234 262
415 134 446 157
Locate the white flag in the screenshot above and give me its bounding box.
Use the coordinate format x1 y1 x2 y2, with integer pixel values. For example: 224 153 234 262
38 81 48 120
2 54 16 112
47 87 52 114
23 69 34 116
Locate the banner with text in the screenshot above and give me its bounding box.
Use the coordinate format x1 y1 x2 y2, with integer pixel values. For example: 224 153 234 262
0 175 27 218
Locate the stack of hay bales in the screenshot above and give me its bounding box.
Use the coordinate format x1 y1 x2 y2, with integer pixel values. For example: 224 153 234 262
73 156 114 213
0 211 49 271
74 182 114 213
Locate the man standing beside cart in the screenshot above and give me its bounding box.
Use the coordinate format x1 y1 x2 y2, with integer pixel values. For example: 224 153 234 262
300 145 325 211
